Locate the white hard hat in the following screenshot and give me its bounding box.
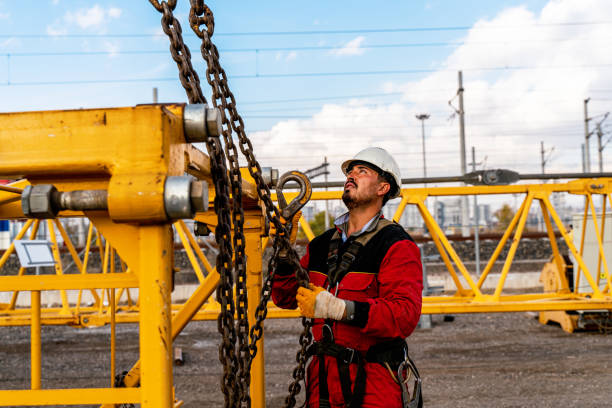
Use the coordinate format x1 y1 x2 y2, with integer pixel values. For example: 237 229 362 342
341 147 402 198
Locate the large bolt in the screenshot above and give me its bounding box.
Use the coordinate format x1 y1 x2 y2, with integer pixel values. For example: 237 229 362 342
22 185 109 219
183 104 222 143
21 185 60 219
261 167 279 187
190 180 208 213
164 176 209 220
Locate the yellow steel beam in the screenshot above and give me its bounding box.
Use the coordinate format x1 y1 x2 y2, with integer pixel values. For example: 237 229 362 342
493 193 533 300
416 199 483 298
538 198 568 291
596 194 607 286
478 195 527 289
0 388 140 406
138 224 173 408
245 214 265 408
0 274 138 291
587 194 611 290
542 195 603 298
30 290 41 390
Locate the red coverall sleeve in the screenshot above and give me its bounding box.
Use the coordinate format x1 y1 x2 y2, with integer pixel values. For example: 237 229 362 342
270 246 310 309
361 240 423 338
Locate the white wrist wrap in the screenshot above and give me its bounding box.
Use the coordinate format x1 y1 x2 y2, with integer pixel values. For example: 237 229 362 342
314 291 346 320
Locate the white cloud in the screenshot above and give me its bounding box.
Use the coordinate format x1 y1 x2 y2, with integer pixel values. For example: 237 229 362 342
108 7 122 19
250 0 612 183
275 51 298 62
0 12 9 19
102 40 120 58
51 0 59 5
0 37 19 49
47 5 122 33
46 25 67 36
330 36 366 57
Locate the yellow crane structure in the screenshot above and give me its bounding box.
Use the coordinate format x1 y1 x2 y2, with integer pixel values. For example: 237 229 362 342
0 1 611 407
0 105 611 406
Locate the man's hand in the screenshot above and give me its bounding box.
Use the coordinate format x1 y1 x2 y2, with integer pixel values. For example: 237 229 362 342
296 284 346 320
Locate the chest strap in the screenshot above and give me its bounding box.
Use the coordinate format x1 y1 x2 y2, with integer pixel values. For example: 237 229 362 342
326 218 394 286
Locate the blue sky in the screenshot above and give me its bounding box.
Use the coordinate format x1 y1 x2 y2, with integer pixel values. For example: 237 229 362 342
1 0 611 187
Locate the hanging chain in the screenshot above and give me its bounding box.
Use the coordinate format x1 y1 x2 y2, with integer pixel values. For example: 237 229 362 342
187 2 251 405
150 1 240 406
152 1 312 406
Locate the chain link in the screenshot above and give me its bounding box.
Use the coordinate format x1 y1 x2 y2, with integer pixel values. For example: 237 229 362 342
152 1 313 406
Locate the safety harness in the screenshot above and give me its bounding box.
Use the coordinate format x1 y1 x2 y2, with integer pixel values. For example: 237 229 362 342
306 218 422 408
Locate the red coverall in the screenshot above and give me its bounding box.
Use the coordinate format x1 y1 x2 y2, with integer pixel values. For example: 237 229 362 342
272 222 423 408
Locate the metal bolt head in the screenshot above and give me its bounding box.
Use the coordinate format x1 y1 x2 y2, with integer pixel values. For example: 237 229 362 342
205 108 222 138
21 184 60 219
261 167 280 187
164 176 193 220
190 180 209 213
183 104 223 142
193 221 211 237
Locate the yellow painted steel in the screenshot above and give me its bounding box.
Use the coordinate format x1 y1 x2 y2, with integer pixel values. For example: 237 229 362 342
245 215 266 407
1 104 612 407
0 388 141 406
138 224 173 408
30 290 41 390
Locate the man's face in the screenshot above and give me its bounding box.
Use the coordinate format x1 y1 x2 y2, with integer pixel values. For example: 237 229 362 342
342 163 389 209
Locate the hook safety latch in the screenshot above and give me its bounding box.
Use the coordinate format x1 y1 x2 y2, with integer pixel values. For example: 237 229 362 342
275 170 312 220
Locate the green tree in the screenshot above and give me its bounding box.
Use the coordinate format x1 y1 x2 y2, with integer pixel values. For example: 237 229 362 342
308 211 334 237
493 204 515 231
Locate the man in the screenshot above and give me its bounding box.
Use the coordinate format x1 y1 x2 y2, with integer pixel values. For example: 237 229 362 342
272 147 423 408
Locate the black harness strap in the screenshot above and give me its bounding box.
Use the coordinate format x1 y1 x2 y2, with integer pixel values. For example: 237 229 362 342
311 219 396 407
308 339 366 408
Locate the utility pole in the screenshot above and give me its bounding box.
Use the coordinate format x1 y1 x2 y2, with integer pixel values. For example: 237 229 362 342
458 71 469 237
581 144 586 173
584 98 591 172
324 156 330 229
540 141 554 174
470 146 481 276
415 114 430 183
541 141 545 174
594 112 609 173
153 87 158 103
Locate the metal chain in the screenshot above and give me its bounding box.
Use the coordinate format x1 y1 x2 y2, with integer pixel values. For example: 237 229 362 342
150 1 240 407
189 1 312 406
153 0 313 406
187 4 251 405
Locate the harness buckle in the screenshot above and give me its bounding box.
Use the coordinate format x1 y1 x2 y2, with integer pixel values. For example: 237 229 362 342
322 323 334 342
342 347 356 364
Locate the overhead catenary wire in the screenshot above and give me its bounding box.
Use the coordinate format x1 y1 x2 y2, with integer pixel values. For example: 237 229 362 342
3 36 611 56
1 20 609 38
2 63 612 87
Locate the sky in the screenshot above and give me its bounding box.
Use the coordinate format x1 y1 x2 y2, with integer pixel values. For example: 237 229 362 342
1 0 611 205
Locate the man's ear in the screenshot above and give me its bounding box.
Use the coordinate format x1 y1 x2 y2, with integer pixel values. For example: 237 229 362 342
377 182 390 197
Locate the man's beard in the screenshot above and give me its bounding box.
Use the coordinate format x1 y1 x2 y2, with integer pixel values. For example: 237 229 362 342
342 189 376 210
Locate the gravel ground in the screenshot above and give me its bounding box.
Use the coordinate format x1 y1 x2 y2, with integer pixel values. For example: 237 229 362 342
1 313 611 407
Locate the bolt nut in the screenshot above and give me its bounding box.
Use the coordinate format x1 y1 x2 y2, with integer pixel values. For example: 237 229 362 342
189 180 209 213
205 108 222 138
164 176 193 220
194 221 211 237
261 167 280 187
21 184 60 219
183 104 223 143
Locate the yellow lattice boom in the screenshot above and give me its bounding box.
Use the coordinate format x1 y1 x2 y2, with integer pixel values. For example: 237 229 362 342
1 106 611 407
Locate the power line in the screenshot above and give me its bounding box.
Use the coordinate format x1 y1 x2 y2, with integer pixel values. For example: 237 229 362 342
3 36 610 56
1 21 609 38
2 63 612 87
